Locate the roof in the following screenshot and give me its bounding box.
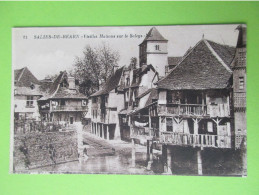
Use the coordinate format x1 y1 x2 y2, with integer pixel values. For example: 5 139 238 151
91 67 124 97
157 39 235 90
39 71 87 100
129 65 157 88
14 67 40 87
140 27 167 45
168 57 182 66
145 88 158 107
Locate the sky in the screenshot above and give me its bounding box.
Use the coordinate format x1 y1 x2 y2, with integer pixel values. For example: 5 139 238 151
12 24 240 80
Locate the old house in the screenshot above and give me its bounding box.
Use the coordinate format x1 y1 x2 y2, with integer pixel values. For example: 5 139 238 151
155 37 241 175
38 71 87 125
14 67 43 121
90 67 125 140
118 64 159 141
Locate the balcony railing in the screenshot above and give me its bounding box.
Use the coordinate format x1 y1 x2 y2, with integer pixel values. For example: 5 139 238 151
158 104 207 116
160 132 232 148
158 103 230 117
52 105 87 111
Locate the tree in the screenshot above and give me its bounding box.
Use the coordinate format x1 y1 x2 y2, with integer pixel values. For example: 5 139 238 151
130 57 138 69
73 43 120 96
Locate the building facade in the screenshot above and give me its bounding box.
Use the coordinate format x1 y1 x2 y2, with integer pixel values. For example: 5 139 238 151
90 67 125 140
14 67 43 121
38 71 87 125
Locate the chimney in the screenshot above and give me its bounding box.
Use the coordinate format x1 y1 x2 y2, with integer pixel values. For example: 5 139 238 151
67 77 76 89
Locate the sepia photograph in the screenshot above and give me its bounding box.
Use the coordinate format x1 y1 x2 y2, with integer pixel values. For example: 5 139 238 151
11 24 247 176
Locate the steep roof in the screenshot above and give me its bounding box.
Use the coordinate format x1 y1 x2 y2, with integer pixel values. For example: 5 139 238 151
145 88 158 107
91 66 124 97
14 67 40 87
39 71 87 100
168 57 182 66
157 39 235 90
206 40 236 67
140 27 167 44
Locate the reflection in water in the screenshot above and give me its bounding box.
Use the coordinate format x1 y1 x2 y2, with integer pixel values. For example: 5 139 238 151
35 152 154 175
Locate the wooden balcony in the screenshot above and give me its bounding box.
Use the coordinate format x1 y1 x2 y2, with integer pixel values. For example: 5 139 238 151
158 104 207 116
130 125 159 140
52 105 87 112
158 103 230 117
160 132 232 148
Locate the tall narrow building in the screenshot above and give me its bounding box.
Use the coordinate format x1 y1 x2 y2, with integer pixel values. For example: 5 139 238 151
139 27 168 78
232 24 247 147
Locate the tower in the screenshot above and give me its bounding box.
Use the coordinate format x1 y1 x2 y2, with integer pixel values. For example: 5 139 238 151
232 25 247 135
139 27 168 77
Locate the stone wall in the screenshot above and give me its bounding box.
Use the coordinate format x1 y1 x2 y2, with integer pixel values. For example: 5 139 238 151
13 131 78 172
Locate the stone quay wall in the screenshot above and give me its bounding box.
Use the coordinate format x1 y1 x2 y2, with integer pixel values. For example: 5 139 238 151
13 131 78 172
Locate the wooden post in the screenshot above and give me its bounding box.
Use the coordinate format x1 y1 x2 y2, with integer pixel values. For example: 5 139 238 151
107 126 110 140
150 141 153 161
102 124 104 139
146 140 150 161
162 145 168 173
167 147 172 174
131 139 136 167
197 149 203 175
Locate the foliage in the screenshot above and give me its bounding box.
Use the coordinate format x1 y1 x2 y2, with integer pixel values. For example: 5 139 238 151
73 43 120 96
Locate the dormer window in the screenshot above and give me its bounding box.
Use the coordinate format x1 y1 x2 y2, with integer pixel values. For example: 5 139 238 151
30 84 35 89
155 45 160 50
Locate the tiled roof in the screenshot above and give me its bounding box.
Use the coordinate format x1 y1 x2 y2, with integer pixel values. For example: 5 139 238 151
14 67 40 87
40 71 87 100
145 88 158 107
168 57 182 66
91 67 124 97
157 39 235 90
206 40 236 68
142 27 167 42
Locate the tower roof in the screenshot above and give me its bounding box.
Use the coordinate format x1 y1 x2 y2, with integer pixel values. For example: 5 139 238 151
141 27 167 44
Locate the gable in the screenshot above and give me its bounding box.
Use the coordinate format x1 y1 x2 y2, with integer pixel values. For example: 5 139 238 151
157 40 233 90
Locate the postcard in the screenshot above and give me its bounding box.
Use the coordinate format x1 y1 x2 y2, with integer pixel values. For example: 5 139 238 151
11 24 247 176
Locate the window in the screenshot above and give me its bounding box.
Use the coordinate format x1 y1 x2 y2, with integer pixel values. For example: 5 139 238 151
105 96 108 103
60 99 66 106
166 118 173 132
155 45 160 50
126 78 130 86
26 96 33 107
92 97 97 103
239 77 244 90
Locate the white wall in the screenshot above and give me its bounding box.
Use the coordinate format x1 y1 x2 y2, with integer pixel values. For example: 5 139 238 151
14 95 41 120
